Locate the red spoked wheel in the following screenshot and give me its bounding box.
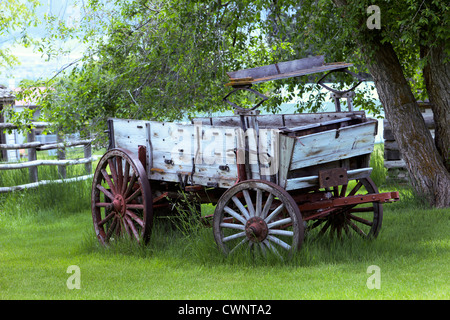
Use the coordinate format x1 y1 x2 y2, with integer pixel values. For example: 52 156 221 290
304 177 383 239
91 148 153 245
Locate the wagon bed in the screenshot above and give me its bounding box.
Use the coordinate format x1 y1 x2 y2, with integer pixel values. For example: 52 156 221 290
108 110 377 191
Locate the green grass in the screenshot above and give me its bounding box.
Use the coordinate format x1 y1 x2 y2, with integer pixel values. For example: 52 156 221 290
0 146 449 300
369 143 388 187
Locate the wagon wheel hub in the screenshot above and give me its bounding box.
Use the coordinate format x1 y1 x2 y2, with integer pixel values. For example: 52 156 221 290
245 217 268 242
112 194 126 217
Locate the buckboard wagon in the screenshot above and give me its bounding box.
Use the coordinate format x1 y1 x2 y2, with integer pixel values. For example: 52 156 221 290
91 55 399 258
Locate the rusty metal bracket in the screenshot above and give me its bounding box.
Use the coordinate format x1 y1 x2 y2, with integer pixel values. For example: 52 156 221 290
318 168 348 189
138 145 147 171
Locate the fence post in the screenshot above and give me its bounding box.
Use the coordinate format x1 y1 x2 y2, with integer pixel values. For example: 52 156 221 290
84 129 92 174
27 129 38 183
57 132 67 179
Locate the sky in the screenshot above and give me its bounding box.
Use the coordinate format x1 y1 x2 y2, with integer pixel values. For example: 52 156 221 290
0 0 85 88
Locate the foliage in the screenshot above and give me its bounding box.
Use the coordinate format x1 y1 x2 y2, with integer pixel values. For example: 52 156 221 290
3 1 265 140
4 0 448 141
1 0 369 138
0 0 41 75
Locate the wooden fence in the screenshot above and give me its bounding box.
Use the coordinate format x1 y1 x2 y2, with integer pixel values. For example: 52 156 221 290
0 122 96 193
383 101 434 182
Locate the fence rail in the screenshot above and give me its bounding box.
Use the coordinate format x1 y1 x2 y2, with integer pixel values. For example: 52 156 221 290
0 122 96 193
383 102 435 182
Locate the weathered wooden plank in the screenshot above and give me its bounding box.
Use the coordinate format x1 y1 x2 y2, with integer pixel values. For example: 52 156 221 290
225 57 354 85
277 135 295 188
280 117 361 138
0 122 49 130
384 160 406 169
147 121 194 182
0 141 42 150
0 157 96 170
112 119 148 155
284 112 365 127
257 115 284 128
290 121 376 170
250 63 354 84
192 112 366 131
146 121 241 186
226 56 325 80
148 170 238 188
285 167 373 191
258 127 279 179
0 174 93 194
37 139 93 151
148 122 239 188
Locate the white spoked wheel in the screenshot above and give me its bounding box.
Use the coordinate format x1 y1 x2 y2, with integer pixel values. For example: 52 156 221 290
213 180 304 259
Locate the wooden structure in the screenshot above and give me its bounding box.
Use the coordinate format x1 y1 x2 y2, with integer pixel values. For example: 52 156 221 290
0 85 16 162
383 101 435 182
0 122 95 193
91 56 399 258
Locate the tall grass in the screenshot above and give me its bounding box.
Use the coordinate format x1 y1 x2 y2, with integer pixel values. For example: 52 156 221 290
369 143 387 187
0 143 437 262
0 148 98 216
0 178 92 217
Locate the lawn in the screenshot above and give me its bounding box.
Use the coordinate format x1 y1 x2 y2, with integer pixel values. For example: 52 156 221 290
0 179 448 300
0 145 449 300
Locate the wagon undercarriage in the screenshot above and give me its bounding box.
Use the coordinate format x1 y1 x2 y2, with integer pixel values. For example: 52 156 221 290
91 55 400 258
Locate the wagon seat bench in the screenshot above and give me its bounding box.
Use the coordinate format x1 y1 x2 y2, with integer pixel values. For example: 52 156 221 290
91 55 400 259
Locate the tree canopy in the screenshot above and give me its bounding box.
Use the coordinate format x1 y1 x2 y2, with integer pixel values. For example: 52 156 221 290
9 1 447 135
6 0 380 136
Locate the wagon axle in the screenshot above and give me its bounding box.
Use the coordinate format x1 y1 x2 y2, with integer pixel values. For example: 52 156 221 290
245 217 269 242
112 194 126 216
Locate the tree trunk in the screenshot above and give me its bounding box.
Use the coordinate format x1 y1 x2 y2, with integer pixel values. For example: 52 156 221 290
362 41 450 207
331 0 450 208
422 42 450 171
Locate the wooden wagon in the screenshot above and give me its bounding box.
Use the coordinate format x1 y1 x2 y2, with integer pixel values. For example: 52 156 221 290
91 56 399 258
